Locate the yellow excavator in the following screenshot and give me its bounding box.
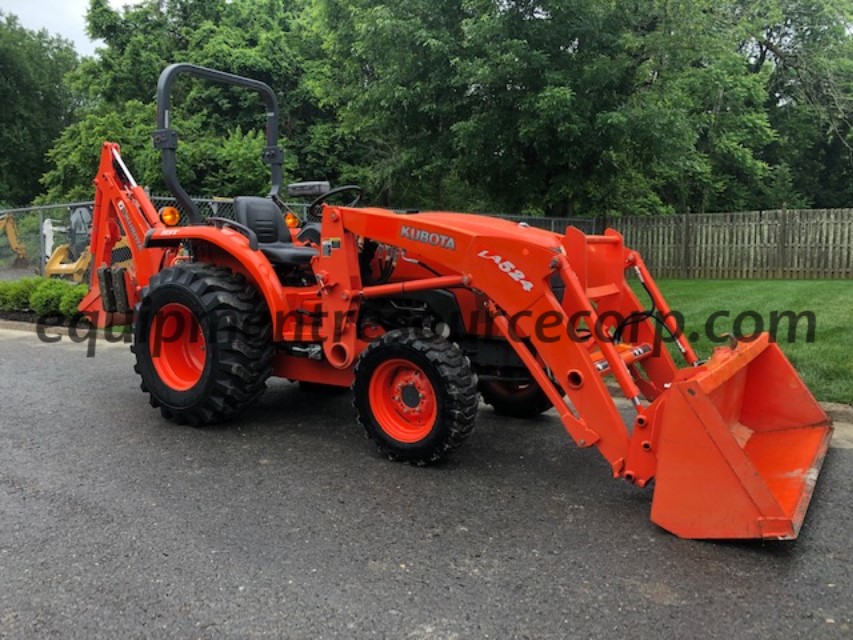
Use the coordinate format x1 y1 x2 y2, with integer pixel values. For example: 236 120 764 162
44 206 131 282
0 213 28 267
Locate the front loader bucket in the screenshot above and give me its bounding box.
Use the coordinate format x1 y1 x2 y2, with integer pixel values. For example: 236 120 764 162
650 334 832 539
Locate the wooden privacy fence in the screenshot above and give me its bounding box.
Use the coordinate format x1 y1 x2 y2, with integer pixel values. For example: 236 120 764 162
612 209 853 279
495 209 853 279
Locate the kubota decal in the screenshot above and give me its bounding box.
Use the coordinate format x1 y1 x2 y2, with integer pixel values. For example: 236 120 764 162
478 250 534 292
400 225 456 250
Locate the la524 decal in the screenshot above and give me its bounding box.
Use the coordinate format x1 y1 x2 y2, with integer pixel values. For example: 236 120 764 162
478 250 534 292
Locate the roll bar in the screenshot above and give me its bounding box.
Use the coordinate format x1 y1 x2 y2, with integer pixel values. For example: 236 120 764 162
152 63 284 224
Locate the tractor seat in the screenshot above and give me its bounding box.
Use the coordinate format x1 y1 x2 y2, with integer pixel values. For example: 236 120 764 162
233 197 317 267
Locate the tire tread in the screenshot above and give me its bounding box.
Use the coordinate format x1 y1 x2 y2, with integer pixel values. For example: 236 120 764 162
353 328 478 465
133 264 273 426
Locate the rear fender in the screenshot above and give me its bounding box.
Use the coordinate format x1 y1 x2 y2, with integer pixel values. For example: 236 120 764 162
144 226 287 329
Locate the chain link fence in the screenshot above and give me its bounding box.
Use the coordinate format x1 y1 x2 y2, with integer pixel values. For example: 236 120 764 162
0 195 596 282
0 196 314 280
0 202 92 281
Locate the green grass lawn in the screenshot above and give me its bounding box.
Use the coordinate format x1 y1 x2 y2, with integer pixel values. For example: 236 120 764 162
642 279 853 405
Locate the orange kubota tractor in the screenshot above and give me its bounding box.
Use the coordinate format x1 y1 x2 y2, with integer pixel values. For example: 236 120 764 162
80 64 832 539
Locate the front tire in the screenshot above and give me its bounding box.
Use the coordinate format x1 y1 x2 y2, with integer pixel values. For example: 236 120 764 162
132 264 273 426
479 379 552 418
353 329 478 465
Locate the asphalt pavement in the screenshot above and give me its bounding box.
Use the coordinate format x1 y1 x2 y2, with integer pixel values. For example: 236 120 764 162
0 327 850 639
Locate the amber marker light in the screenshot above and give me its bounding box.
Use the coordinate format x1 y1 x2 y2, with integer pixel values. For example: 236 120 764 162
159 206 181 226
285 211 301 228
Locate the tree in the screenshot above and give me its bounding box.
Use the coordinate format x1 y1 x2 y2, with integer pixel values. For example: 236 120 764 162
746 0 853 207
0 13 77 205
303 0 474 208
305 0 793 215
35 0 853 215
449 0 783 215
41 0 306 202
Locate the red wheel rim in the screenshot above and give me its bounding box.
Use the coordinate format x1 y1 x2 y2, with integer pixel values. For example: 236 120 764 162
368 359 437 443
149 303 206 391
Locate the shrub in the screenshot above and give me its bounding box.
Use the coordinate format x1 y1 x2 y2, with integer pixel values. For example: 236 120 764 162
59 284 88 317
0 277 41 311
0 280 13 310
29 278 73 316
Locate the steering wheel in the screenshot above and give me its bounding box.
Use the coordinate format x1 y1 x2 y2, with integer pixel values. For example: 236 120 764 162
307 185 364 221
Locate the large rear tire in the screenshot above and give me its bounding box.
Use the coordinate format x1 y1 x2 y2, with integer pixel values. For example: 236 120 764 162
479 379 552 418
132 264 273 426
353 329 478 465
